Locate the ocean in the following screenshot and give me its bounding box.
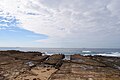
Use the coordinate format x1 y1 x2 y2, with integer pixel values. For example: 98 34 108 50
0 47 120 57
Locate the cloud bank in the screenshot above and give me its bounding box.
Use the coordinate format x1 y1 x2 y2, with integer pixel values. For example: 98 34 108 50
0 0 120 47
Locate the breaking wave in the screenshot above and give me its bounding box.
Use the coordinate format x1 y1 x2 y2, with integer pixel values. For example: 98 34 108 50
96 52 120 57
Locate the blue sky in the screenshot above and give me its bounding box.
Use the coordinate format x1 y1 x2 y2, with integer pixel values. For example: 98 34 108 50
0 28 48 47
0 0 120 48
0 15 48 47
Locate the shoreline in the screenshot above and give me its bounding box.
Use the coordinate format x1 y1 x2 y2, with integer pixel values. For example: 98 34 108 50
0 49 120 57
0 50 120 80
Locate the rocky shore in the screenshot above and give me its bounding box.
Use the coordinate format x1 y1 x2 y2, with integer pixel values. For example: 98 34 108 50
0 50 120 80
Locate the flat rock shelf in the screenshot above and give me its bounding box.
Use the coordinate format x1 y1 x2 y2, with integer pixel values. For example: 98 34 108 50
0 51 120 80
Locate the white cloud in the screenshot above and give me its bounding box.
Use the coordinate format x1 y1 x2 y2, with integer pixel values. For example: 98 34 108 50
0 0 120 47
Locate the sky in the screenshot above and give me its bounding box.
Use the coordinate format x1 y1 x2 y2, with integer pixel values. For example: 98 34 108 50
0 0 120 48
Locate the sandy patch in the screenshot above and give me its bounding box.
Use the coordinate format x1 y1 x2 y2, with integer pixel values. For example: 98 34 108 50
15 67 57 80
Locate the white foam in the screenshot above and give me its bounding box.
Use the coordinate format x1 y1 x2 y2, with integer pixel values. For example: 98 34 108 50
82 51 91 53
96 52 120 57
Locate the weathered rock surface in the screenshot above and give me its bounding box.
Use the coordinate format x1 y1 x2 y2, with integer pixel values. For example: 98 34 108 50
0 51 120 80
49 54 120 80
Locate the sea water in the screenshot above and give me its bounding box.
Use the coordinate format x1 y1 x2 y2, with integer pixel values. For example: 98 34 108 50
0 47 120 57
